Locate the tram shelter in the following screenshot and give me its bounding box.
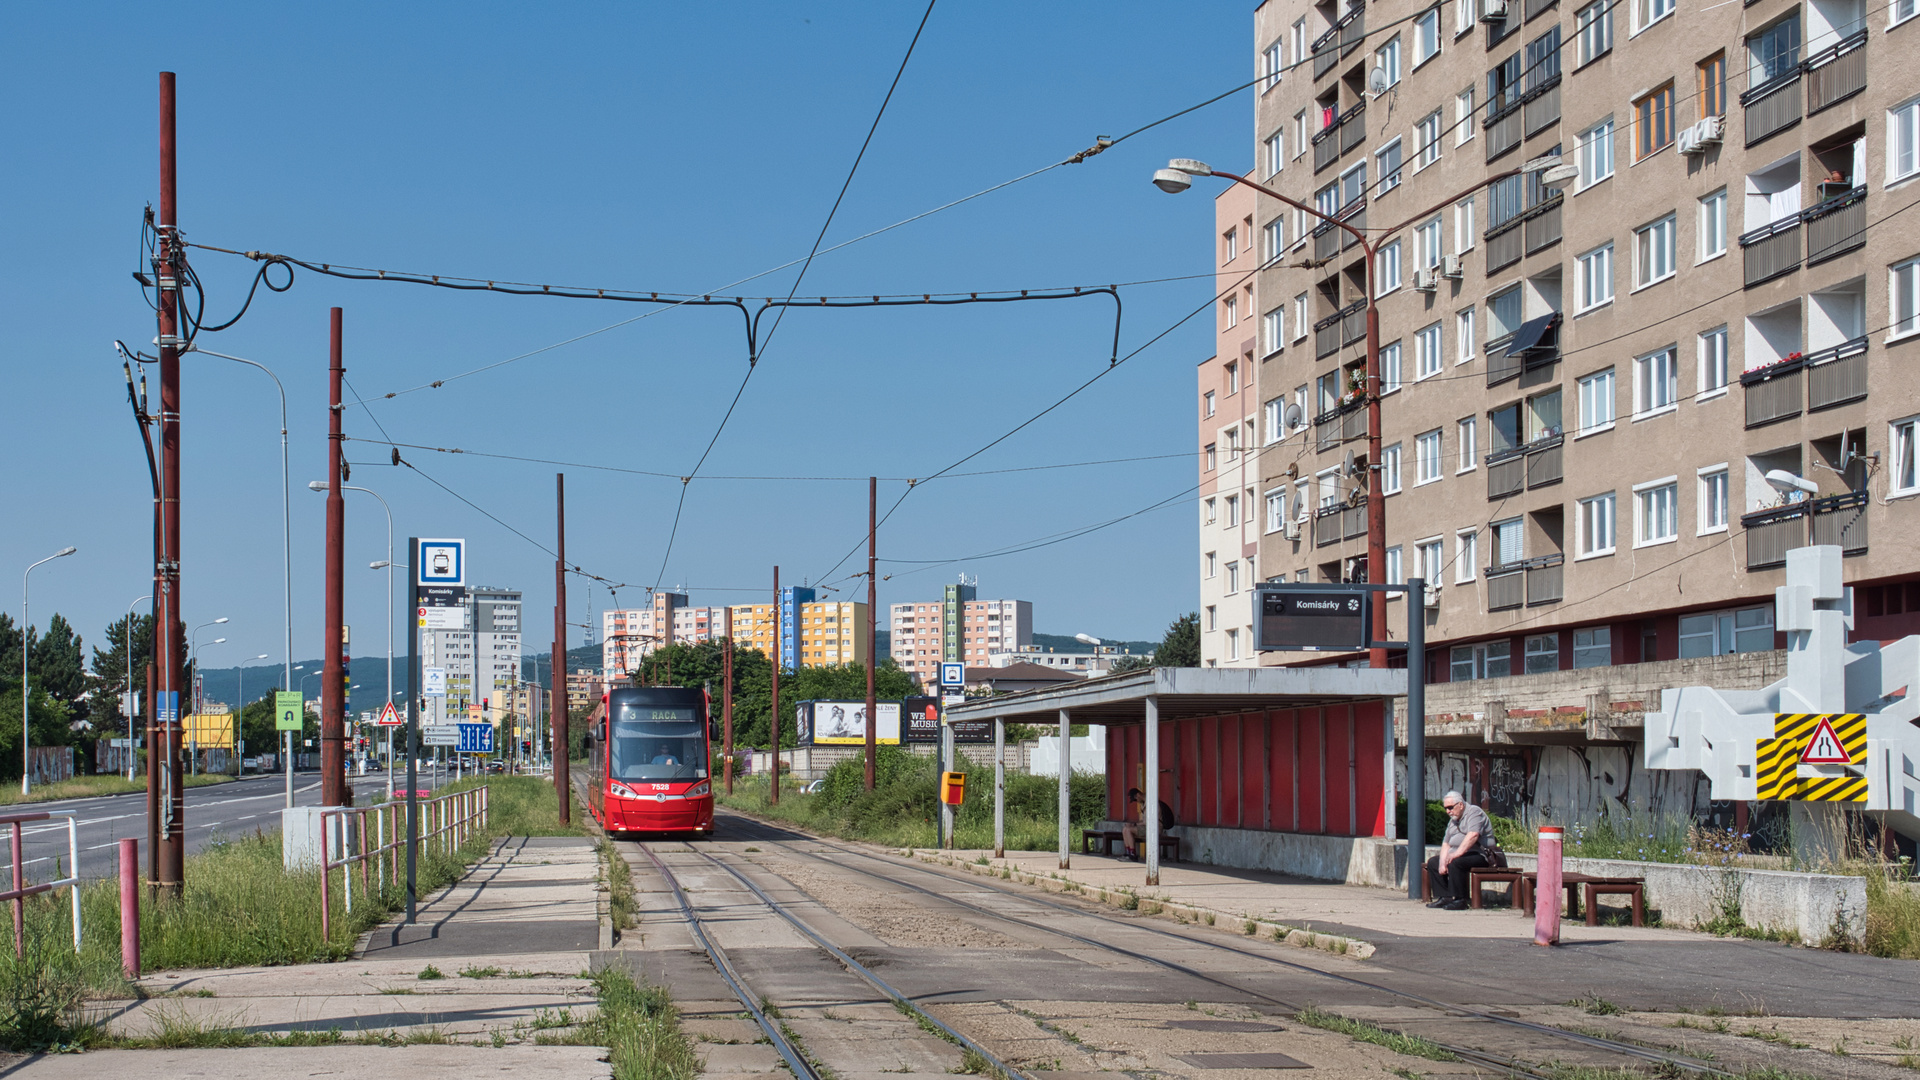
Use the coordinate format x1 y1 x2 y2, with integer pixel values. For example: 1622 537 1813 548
943 665 1407 885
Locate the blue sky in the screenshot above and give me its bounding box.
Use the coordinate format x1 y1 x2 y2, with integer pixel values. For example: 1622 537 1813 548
2 3 1251 671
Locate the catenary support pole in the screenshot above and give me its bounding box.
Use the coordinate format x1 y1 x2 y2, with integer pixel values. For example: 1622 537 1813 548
722 606 734 795
993 716 1005 859
1145 694 1161 887
154 70 187 895
553 474 569 823
864 476 877 790
321 308 347 807
1057 709 1071 869
1405 578 1427 900
770 565 781 806
144 665 158 893
406 537 420 922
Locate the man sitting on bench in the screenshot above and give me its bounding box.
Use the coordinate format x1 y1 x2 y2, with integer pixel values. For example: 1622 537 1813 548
1122 787 1176 862
1425 790 1494 911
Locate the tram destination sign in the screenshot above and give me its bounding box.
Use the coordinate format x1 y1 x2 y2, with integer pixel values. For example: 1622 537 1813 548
1256 585 1371 652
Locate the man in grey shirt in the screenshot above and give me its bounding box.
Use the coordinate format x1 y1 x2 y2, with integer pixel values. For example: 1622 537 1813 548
1425 790 1494 910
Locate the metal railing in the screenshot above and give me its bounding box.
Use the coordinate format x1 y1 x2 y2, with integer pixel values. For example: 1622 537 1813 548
1312 202 1367 262
1525 196 1563 254
1487 222 1524 272
1314 396 1368 451
1486 555 1564 610
1809 491 1869 553
1486 104 1525 161
1741 355 1805 427
1523 77 1562 136
1487 450 1526 498
318 786 490 941
1741 503 1809 568
1806 335 1868 411
1740 216 1801 286
1486 567 1525 610
1525 435 1564 487
1314 300 1367 360
1484 434 1562 498
1805 30 1868 114
1741 68 1802 146
1526 556 1565 605
1805 186 1866 264
1486 339 1523 386
2 810 80 956
1311 5 1367 78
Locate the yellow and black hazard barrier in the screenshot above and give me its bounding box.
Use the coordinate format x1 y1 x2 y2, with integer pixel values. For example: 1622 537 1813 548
1755 712 1867 802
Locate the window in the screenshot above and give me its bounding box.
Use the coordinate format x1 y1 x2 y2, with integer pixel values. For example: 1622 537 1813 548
1634 347 1678 415
1382 443 1403 493
1263 396 1283 444
1458 0 1477 35
1698 189 1727 261
1415 9 1441 64
1698 325 1728 395
1750 17 1801 83
1204 390 1216 417
1226 561 1240 593
1263 218 1285 261
1634 214 1676 286
1263 40 1283 90
1575 0 1613 64
1456 529 1479 582
1451 640 1511 680
1205 444 1216 471
1225 628 1240 660
1488 286 1524 341
1456 87 1476 145
1225 495 1240 526
1458 417 1478 471
1525 26 1562 89
1204 497 1217 523
1293 110 1310 160
1578 491 1617 556
1698 52 1726 118
1376 37 1403 88
1525 633 1560 674
1205 606 1216 631
1265 131 1285 176
1415 217 1443 269
1382 340 1404 393
1892 416 1918 496
1635 478 1679 545
1491 517 1525 565
1292 18 1308 65
1222 227 1238 263
1417 322 1444 378
1293 385 1308 429
1633 83 1674 160
1223 294 1238 329
1576 119 1614 189
1634 0 1674 32
1416 429 1444 483
1456 307 1477 363
1490 172 1526 230
1205 551 1217 577
1454 196 1476 250
1377 240 1403 294
1572 627 1611 668
1699 466 1729 532
1896 0 1917 27
1262 306 1286 355
1265 488 1287 532
1293 294 1309 340
1578 367 1616 432
1896 256 1920 338
1226 361 1240 395
1680 606 1776 657
1377 139 1404 194
1576 243 1615 311
1416 112 1443 168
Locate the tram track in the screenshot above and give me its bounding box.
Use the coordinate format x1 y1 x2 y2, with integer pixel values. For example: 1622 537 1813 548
716 811 1735 1080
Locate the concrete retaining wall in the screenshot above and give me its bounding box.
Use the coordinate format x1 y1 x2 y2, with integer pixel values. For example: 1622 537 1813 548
1175 824 1864 946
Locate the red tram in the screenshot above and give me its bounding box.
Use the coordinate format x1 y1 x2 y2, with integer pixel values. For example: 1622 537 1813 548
585 685 714 836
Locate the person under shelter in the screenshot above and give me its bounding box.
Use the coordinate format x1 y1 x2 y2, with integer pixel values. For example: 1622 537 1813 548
1122 787 1176 862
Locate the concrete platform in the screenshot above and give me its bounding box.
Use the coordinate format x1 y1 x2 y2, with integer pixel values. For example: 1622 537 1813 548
360 836 600 958
0 1045 610 1079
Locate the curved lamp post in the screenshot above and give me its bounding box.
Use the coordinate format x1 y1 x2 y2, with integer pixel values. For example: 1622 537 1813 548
21 546 77 794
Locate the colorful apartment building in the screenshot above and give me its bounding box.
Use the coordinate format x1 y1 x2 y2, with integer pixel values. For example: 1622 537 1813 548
890 581 1033 689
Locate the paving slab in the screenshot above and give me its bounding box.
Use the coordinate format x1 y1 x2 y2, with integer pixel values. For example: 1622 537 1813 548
0 1044 610 1080
361 836 599 958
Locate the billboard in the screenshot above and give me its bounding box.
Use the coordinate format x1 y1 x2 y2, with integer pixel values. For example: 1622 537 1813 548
1256 586 1372 651
797 700 900 745
901 696 994 743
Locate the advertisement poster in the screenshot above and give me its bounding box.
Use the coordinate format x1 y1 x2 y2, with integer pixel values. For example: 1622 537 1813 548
799 700 901 745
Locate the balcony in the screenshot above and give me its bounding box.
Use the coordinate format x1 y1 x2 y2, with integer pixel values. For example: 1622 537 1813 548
1313 498 1369 547
1485 100 1524 162
1524 195 1563 254
1486 554 1564 611
1741 355 1805 427
1311 5 1366 80
1486 336 1523 386
1806 335 1868 411
1313 102 1367 172
1487 450 1525 499
1805 30 1867 115
1314 396 1368 451
1487 567 1524 610
1313 300 1367 360
1526 555 1565 606
1809 491 1868 553
1312 201 1367 262
1740 216 1802 287
1485 434 1562 498
1742 491 1867 568
1487 220 1524 273
1741 503 1808 568
1523 75 1562 137
1805 186 1866 264
1742 68 1802 147
1525 0 1558 21
1524 434 1564 487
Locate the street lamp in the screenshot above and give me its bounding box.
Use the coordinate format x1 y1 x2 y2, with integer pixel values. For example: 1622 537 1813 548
21 546 77 794
189 634 227 776
310 479 398 796
237 653 269 773
124 594 151 780
1152 154 1577 666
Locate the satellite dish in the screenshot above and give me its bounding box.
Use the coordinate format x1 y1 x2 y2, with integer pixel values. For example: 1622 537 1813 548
1343 450 1357 477
1285 462 1300 480
1284 403 1304 429
1369 67 1391 95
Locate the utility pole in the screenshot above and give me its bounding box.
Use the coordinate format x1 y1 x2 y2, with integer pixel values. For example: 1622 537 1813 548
770 565 780 806
153 71 186 895
722 605 734 795
321 308 348 806
864 477 877 790
552 474 569 823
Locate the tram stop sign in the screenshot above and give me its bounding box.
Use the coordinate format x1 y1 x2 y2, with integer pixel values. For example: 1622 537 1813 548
1256 585 1371 652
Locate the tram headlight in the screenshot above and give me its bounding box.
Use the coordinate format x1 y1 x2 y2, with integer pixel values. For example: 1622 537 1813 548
609 781 639 799
685 780 710 798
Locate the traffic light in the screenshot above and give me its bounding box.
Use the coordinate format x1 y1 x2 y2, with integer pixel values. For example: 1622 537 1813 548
522 740 531 755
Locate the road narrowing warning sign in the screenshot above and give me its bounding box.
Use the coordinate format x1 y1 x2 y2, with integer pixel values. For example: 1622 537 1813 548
1756 712 1866 802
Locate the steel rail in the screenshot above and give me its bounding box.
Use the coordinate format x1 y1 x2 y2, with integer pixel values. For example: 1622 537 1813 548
634 842 821 1080
661 840 1038 1080
724 815 1730 1078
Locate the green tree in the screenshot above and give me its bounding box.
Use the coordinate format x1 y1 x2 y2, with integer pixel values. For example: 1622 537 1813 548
1152 612 1200 668
238 686 283 755
91 612 155 714
32 614 87 713
632 644 918 751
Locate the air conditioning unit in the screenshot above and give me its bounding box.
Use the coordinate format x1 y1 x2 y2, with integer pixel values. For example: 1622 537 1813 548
1442 254 1465 279
1284 519 1303 541
1424 584 1442 607
1677 115 1724 155
1482 0 1508 21
1414 268 1438 292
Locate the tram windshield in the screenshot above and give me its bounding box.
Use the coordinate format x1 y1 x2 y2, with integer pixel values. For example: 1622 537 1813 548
609 703 706 781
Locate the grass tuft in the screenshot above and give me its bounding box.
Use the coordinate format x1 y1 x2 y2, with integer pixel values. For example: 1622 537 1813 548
1295 1005 1458 1062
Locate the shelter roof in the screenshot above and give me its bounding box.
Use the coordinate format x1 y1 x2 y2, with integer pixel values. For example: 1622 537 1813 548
943 665 1406 726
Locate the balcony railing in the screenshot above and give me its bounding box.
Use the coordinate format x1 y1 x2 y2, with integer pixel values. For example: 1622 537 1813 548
1524 196 1563 254
1485 554 1564 610
1741 67 1802 147
1310 5 1366 78
1525 434 1564 487
1312 201 1366 262
1525 0 1558 21
1805 30 1867 115
1740 216 1801 287
1487 221 1524 273
1523 76 1562 136
1809 491 1868 553
1805 186 1866 264
1486 336 1523 386
1313 300 1367 360
1525 555 1565 606
1313 396 1367 451
1806 335 1868 411
1313 498 1369 547
1312 102 1366 172
1741 503 1809 569
1485 435 1562 498
1487 450 1525 499
1485 102 1524 162
1741 355 1805 427
1487 567 1525 610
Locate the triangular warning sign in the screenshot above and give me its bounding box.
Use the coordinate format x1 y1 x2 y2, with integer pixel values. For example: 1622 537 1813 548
1800 715 1853 764
376 701 402 727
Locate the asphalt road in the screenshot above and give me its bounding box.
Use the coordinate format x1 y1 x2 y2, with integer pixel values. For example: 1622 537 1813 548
9 771 399 885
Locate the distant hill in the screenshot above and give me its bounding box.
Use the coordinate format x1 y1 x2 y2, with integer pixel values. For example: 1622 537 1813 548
1031 632 1157 657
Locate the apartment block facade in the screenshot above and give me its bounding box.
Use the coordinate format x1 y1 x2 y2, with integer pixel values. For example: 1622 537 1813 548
890 583 1034 688
1236 0 1920 790
1200 178 1267 667
602 594 727 678
419 586 522 727
724 598 870 669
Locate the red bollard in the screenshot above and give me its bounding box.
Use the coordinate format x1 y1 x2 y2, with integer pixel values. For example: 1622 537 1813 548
1534 825 1562 946
119 838 141 978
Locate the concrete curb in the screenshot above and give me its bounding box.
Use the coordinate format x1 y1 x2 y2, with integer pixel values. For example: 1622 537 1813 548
905 848 1378 960
570 785 617 950
349 836 514 961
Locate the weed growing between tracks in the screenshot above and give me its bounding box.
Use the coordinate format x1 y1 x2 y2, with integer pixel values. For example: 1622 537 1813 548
1294 1005 1459 1062
547 966 697 1080
601 839 639 933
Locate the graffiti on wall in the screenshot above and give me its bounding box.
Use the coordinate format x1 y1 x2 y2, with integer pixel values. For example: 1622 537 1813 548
1396 742 1710 824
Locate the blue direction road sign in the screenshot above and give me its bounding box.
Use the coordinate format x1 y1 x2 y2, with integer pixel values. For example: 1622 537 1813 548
156 691 179 724
457 723 494 754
